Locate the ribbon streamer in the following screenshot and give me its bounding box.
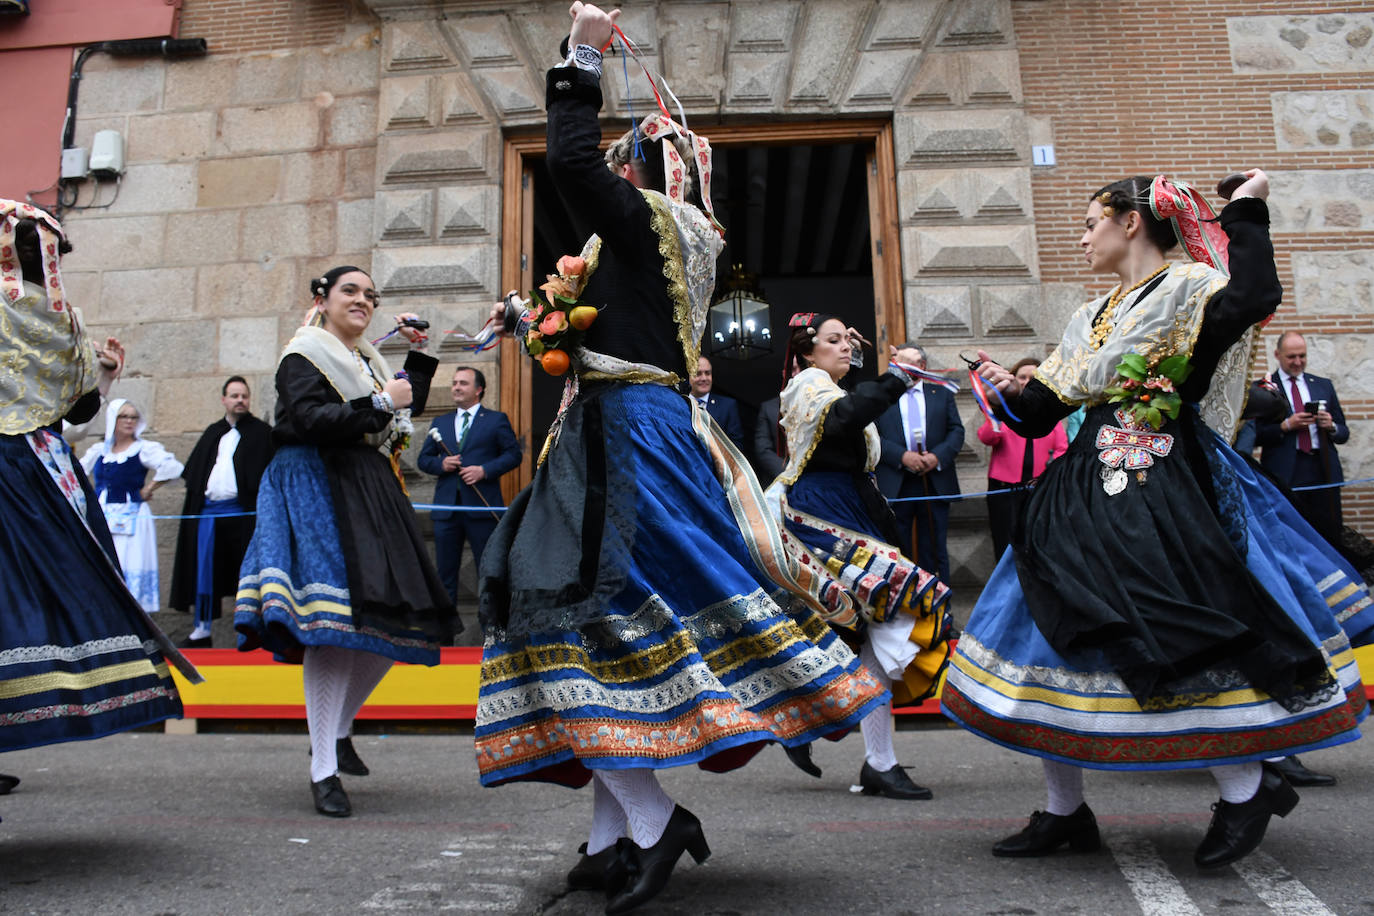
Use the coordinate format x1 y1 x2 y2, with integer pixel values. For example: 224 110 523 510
967 368 1023 431
371 320 502 352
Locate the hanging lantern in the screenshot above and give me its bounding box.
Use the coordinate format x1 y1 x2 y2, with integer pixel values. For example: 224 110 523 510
707 264 772 360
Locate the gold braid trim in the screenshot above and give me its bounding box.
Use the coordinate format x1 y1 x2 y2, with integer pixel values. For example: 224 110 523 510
1031 367 1078 407
643 192 697 374
777 397 838 486
580 368 682 385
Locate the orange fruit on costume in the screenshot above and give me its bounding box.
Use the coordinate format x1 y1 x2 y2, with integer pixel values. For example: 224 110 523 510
539 349 571 375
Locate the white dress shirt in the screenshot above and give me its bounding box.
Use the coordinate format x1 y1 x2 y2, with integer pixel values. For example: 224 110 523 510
204 424 241 500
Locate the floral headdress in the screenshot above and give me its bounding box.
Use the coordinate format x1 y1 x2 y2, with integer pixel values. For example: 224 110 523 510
0 199 69 313
780 311 833 388
641 115 717 223
1149 176 1229 275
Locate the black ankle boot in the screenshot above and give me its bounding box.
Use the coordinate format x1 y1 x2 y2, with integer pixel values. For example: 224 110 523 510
604 806 710 915
1194 763 1299 869
993 803 1100 857
1271 754 1335 787
567 842 619 891
783 743 822 778
336 736 370 777
859 761 933 800
311 775 352 817
0 774 19 795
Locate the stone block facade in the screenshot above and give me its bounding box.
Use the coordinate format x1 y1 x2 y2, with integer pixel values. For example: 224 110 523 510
39 0 1374 611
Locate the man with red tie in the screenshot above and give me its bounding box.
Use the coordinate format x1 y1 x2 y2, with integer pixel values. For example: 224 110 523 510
1257 331 1348 548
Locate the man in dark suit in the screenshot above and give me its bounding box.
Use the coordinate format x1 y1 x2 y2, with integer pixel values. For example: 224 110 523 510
169 376 274 647
689 356 746 453
417 366 522 604
753 395 784 483
1257 330 1348 548
875 344 963 586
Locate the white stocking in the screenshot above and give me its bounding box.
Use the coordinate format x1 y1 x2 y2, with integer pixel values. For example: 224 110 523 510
1042 759 1085 816
337 651 393 735
1211 762 1262 803
592 769 675 848
587 775 628 855
303 645 352 782
858 641 898 772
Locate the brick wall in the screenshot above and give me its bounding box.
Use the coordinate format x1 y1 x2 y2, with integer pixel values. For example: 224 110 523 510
1014 0 1374 534
180 0 351 54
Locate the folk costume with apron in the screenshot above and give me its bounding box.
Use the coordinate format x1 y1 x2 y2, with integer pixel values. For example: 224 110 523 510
80 399 184 613
475 64 887 788
767 364 953 706
0 200 197 752
235 325 457 664
941 193 1366 770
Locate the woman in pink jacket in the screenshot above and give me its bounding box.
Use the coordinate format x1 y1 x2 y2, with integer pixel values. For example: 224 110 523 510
977 358 1069 559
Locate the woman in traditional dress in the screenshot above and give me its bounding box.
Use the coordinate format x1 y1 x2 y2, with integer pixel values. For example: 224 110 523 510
1 201 196 815
475 4 887 912
764 314 953 798
234 266 457 818
976 358 1069 560
80 398 184 613
941 170 1366 869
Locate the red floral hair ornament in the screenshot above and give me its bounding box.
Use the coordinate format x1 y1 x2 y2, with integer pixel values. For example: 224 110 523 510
0 199 68 313
1149 176 1230 276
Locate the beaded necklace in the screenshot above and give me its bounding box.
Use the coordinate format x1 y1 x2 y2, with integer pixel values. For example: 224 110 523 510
1089 262 1171 351
353 347 383 392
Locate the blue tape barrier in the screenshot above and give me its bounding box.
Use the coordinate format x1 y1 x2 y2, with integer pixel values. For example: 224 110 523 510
146 475 1374 520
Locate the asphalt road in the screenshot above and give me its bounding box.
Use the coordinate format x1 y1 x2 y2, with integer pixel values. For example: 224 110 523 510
1 722 1371 915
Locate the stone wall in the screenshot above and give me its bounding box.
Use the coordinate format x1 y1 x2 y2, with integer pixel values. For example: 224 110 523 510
52 0 1374 613
1014 0 1374 535
356 0 1039 596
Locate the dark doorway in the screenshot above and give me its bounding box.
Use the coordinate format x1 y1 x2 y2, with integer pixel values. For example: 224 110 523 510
526 139 877 466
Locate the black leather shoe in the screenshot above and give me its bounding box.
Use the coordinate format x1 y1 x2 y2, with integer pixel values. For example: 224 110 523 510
859 761 933 800
336 736 370 777
311 775 352 817
177 635 213 649
1271 755 1335 787
0 773 19 795
993 804 1100 857
567 842 619 891
783 743 822 778
1194 762 1299 869
604 805 710 915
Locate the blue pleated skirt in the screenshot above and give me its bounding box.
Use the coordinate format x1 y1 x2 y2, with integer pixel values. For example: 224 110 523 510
942 428 1366 771
234 445 441 665
1 434 183 751
476 385 888 787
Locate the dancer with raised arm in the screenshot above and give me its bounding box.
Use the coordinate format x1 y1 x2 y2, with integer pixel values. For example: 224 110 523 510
765 315 953 797
235 266 458 818
475 4 887 912
941 171 1365 869
1 200 198 820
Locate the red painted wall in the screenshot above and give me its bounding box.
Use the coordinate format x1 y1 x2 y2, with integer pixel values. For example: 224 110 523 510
0 0 179 203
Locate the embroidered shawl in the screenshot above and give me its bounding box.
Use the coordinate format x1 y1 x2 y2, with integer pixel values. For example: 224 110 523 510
1035 262 1253 439
280 325 410 452
1 279 100 435
772 367 882 487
